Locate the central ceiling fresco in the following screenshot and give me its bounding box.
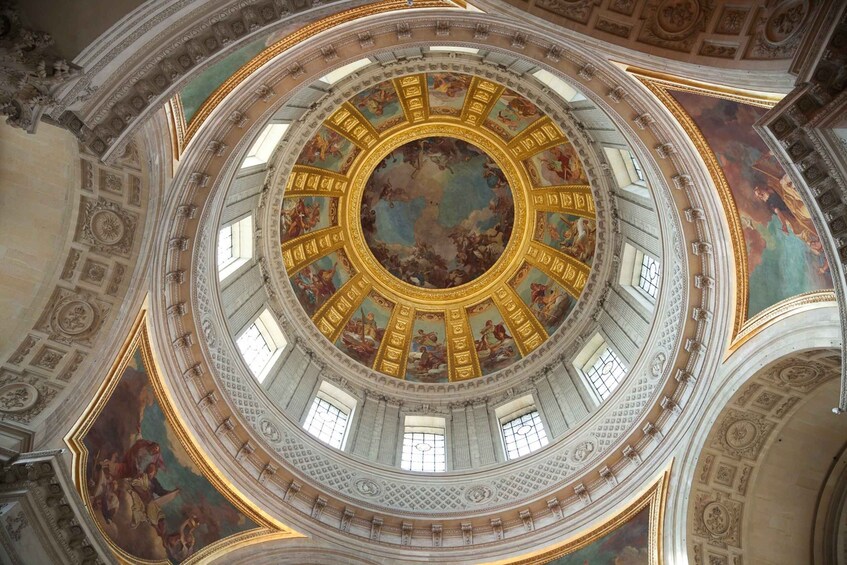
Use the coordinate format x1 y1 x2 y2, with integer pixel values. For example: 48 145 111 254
279 72 596 382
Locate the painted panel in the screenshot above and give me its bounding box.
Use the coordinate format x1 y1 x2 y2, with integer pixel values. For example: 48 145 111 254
426 72 471 116
350 81 404 132
361 137 514 288
179 25 300 123
289 249 353 317
296 126 361 174
280 196 335 243
467 299 521 376
510 263 574 335
335 292 392 368
525 143 586 186
543 506 649 564
670 91 832 316
536 211 597 266
405 313 448 383
81 347 258 563
485 89 542 140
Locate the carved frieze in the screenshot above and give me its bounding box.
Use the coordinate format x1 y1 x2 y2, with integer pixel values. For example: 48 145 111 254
34 288 110 347
74 197 138 257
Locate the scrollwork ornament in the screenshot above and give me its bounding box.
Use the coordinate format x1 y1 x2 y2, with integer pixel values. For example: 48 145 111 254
258 417 282 443
0 382 38 413
355 477 382 497
464 485 494 504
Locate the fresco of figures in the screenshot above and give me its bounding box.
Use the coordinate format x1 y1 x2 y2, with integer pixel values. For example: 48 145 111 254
361 136 515 289
525 143 586 185
537 212 597 265
351 81 403 132
335 294 392 367
485 89 542 140
280 196 332 243
427 73 471 115
82 348 257 563
511 264 574 335
296 126 360 174
545 507 650 564
468 300 521 376
406 315 449 383
670 91 832 316
290 250 353 317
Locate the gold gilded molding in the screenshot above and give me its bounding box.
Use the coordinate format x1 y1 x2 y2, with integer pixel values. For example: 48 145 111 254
507 116 566 161
313 273 371 342
489 283 548 356
491 464 670 565
632 69 781 339
461 76 504 126
65 308 302 565
727 290 836 357
373 303 415 377
182 0 453 144
393 74 430 124
531 184 595 218
283 76 599 381
446 306 479 380
285 166 349 197
281 226 344 276
325 102 380 149
342 120 532 305
526 241 590 298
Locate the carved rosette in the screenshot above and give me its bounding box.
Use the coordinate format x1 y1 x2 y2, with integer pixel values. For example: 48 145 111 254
711 409 775 460
35 288 110 347
640 0 714 52
75 197 138 257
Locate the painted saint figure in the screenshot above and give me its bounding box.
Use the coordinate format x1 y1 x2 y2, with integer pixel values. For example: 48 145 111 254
281 198 321 240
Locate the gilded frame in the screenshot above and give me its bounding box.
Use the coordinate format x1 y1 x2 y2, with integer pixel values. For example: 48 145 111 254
489 465 670 565
65 306 302 565
631 68 836 353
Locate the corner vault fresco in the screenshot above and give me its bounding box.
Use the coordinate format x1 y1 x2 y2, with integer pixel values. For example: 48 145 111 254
281 73 596 381
669 91 832 317
361 136 515 288
542 506 650 564
79 345 259 563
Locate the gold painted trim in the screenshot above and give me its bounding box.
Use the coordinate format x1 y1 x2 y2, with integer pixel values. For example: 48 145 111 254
446 306 480 380
65 306 302 565
312 272 372 342
182 0 455 145
727 289 836 357
490 283 548 356
166 95 186 162
526 241 591 299
631 68 835 350
281 225 345 276
324 102 380 149
634 72 759 338
488 464 671 565
342 120 532 305
285 166 349 197
507 116 566 161
531 184 595 218
373 303 416 377
626 66 782 109
461 76 505 126
393 74 430 124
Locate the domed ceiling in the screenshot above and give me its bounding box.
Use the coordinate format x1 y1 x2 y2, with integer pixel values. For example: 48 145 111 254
279 73 596 382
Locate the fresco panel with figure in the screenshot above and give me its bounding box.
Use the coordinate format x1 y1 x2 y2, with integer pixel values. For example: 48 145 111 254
670 91 832 316
81 347 258 563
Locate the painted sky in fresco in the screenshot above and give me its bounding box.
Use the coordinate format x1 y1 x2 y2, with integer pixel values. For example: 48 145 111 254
526 143 586 186
544 506 650 564
671 91 832 316
407 315 448 383
82 348 256 563
351 81 404 132
361 136 514 289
